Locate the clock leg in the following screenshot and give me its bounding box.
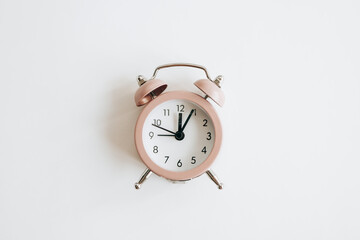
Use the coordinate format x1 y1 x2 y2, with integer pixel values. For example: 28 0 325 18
135 168 152 189
206 169 223 190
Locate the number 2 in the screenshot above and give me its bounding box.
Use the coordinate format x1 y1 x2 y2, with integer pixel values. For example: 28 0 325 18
203 119 208 127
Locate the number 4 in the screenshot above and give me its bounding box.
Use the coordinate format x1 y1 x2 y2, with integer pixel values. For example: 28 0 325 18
201 146 207 154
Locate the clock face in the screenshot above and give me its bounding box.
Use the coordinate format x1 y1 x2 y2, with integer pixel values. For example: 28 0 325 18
142 99 215 172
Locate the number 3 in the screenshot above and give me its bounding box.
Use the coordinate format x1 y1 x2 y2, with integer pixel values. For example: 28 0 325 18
206 132 211 140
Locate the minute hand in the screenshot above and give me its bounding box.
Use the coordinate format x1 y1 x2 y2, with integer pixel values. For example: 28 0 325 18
180 109 195 132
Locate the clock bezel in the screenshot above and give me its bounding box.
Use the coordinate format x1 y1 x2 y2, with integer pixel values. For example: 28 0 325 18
134 90 222 181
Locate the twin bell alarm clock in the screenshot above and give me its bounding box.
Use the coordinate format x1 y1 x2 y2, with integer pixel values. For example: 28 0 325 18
133 63 225 189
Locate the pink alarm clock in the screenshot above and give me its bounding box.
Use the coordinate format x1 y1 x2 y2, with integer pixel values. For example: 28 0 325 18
133 63 225 189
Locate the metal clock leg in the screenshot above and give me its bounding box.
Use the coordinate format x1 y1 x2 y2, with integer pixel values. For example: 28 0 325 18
206 169 223 190
135 168 152 189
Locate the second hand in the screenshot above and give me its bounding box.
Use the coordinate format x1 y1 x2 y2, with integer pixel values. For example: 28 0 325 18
151 124 176 135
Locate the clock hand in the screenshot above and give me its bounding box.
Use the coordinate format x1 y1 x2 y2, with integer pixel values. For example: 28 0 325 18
151 124 176 135
157 134 175 136
180 109 195 132
178 113 182 132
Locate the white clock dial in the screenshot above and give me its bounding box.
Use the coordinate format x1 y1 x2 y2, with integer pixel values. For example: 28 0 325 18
142 99 215 172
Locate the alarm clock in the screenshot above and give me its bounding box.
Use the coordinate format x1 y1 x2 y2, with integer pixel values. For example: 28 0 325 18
133 63 225 189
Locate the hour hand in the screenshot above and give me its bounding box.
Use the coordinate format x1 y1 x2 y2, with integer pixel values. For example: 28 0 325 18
178 113 182 132
151 124 176 135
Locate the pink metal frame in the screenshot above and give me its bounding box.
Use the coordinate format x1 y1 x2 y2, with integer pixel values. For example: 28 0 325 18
194 79 225 107
134 79 167 106
134 91 222 181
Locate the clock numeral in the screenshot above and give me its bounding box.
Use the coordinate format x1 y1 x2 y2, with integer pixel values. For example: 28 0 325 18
153 146 158 153
176 104 184 112
206 132 211 140
191 156 196 164
149 131 154 139
177 160 182 167
201 146 207 154
192 109 197 116
203 119 208 127
153 119 161 126
164 156 169 163
163 109 170 116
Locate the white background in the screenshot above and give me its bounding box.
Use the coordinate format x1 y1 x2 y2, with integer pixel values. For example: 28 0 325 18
0 0 359 239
